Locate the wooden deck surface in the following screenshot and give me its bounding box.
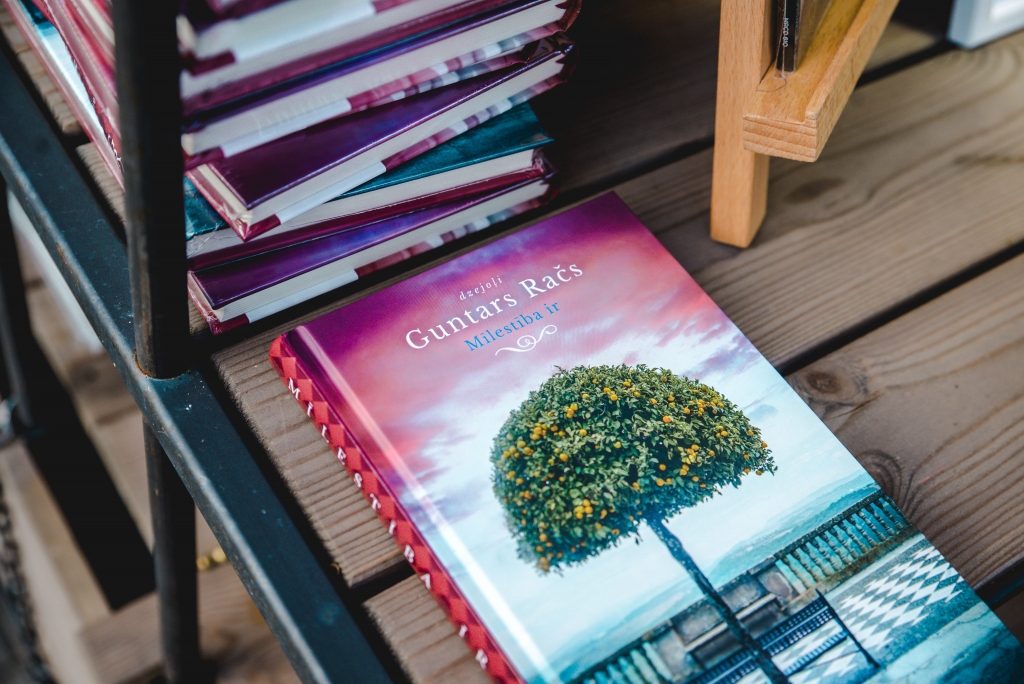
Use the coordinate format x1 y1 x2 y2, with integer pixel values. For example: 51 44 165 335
210 22 1024 684
5 1 1024 682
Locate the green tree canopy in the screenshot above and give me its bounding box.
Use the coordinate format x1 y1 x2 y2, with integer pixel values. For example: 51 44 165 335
491 364 776 573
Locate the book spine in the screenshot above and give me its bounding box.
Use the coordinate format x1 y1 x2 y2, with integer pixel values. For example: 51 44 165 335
776 0 799 72
269 336 527 684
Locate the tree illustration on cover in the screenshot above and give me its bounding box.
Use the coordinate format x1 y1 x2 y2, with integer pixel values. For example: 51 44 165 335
491 365 788 683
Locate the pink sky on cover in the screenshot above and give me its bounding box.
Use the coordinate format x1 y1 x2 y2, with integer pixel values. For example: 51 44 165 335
291 193 761 501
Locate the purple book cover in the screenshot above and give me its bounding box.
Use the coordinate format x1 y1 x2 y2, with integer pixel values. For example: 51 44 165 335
191 175 550 308
181 24 558 169
270 194 1024 684
187 153 551 270
186 36 572 238
183 0 562 122
183 0 580 114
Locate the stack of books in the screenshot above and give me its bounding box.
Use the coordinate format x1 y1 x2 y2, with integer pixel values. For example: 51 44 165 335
3 0 579 331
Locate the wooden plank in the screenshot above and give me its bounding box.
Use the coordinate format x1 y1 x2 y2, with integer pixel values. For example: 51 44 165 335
0 442 108 684
208 337 409 586
365 576 489 684
743 0 901 162
788 253 1024 589
642 29 1024 369
82 563 300 684
214 28 1024 591
76 144 126 223
708 0 774 247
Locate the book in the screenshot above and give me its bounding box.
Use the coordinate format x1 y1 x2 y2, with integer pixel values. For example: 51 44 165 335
3 0 121 182
187 151 551 267
37 0 119 158
270 193 1024 684
186 35 573 240
181 0 579 115
180 0 570 165
775 0 834 72
185 101 553 262
189 174 553 329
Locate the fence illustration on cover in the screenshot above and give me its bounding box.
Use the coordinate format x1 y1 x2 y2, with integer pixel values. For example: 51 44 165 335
576 490 908 684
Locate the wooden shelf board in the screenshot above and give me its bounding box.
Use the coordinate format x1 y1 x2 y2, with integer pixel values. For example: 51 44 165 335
742 0 900 161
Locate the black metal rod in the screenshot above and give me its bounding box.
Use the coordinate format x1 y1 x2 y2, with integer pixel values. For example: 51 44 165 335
146 424 212 683
111 0 189 379
0 176 34 430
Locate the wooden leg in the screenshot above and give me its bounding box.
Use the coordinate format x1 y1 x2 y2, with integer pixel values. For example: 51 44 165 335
710 0 775 248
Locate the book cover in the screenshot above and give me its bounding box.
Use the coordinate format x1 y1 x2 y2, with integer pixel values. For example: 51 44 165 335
180 16 559 166
183 102 552 242
187 151 550 268
776 0 834 72
186 35 573 239
5 0 122 182
190 174 553 312
37 0 119 155
190 189 545 332
271 193 1024 684
181 0 579 116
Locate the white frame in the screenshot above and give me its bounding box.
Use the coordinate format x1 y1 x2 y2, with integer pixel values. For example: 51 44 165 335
949 0 1024 48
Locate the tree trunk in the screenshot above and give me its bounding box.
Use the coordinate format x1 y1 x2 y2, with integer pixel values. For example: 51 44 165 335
649 517 788 684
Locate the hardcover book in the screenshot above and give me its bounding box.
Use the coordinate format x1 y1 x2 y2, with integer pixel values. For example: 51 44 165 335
180 0 578 120
189 174 552 330
270 193 1024 684
3 0 121 182
185 102 553 262
186 35 573 240
776 0 834 72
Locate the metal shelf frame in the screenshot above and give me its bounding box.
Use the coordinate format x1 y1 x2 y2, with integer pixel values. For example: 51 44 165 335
0 4 397 682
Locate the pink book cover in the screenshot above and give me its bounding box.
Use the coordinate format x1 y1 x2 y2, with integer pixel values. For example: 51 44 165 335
38 0 119 156
186 36 573 241
182 0 578 114
193 193 545 333
1 0 123 184
270 194 1024 683
181 25 557 170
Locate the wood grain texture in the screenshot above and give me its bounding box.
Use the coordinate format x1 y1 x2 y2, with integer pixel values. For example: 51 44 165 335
82 563 300 684
365 576 490 684
76 144 126 223
693 29 1024 369
0 6 81 135
709 0 774 247
743 0 900 162
213 326 408 586
789 253 1024 588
